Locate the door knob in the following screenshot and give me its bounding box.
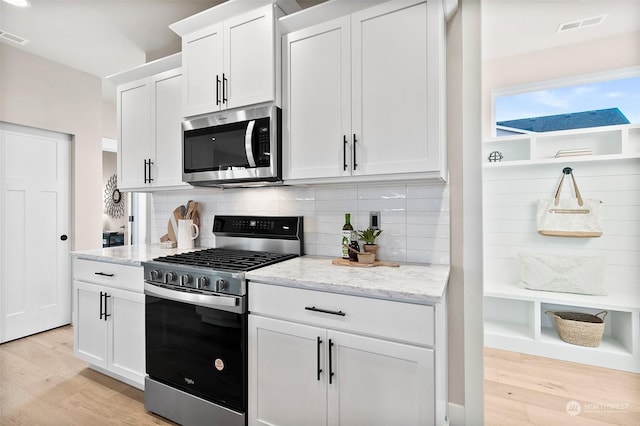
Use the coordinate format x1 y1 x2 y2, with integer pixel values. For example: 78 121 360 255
60 235 68 241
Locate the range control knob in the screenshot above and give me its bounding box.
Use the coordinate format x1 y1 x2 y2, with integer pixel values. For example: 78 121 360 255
149 270 161 281
214 279 228 292
180 274 193 287
164 271 177 284
196 276 209 289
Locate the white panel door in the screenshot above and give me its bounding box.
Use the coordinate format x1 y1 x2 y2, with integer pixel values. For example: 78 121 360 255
224 5 274 109
0 122 71 343
151 69 189 189
249 315 327 426
327 330 435 426
109 287 145 385
182 23 224 117
73 281 108 367
117 78 151 189
351 1 430 176
284 17 351 180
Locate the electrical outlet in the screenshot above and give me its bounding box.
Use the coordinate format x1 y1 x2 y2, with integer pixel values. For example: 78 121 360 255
369 211 380 229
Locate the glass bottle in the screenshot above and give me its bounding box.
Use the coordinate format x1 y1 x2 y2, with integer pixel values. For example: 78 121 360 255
341 213 353 259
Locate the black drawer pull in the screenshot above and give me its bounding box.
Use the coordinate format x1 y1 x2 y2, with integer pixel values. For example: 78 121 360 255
94 272 114 277
305 306 346 317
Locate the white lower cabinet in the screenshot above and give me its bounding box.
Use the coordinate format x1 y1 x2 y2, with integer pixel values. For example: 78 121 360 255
73 259 145 389
249 282 440 425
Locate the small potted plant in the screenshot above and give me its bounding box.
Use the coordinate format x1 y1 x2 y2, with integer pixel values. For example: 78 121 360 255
357 227 382 260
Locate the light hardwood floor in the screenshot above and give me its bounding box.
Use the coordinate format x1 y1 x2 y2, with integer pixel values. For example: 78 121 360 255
484 347 640 425
1 325 638 425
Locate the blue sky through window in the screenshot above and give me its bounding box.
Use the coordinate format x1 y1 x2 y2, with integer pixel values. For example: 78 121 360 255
495 76 640 128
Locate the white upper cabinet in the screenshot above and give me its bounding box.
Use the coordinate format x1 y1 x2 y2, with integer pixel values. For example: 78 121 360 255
283 0 446 183
178 4 280 117
118 78 152 190
284 17 351 179
116 68 189 192
111 54 190 192
182 24 224 117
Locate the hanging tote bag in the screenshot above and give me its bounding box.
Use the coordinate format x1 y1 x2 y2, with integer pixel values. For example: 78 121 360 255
536 168 603 237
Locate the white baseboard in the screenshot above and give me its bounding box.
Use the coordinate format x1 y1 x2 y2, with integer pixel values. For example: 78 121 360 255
448 402 465 426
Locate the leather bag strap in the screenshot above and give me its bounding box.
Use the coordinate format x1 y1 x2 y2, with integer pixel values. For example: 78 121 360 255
553 169 584 206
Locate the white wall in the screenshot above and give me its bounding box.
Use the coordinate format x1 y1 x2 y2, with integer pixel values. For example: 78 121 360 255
0 44 104 250
150 181 450 264
484 160 640 291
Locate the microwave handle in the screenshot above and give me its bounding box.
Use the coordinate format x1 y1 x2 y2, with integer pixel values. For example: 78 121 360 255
245 120 257 168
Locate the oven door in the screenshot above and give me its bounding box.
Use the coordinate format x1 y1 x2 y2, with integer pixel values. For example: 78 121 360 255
145 292 247 413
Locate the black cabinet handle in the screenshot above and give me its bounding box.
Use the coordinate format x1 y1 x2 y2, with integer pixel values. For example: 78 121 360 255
222 73 228 103
353 134 358 170
99 291 104 320
147 158 154 183
329 339 335 384
94 272 114 277
104 294 111 321
216 75 221 105
343 135 348 171
144 159 148 183
305 306 346 317
316 336 323 381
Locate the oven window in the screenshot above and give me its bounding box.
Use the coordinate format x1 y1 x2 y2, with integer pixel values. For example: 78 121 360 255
145 296 246 412
184 121 250 172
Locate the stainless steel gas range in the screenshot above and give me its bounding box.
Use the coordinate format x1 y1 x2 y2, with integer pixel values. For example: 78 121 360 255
142 215 303 426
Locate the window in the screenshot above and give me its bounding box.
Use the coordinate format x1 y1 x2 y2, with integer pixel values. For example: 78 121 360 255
492 67 640 137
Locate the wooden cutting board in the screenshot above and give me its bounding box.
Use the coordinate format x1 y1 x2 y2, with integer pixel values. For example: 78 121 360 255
332 258 399 268
160 205 201 243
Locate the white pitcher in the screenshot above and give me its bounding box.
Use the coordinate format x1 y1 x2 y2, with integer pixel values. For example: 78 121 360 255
177 219 199 249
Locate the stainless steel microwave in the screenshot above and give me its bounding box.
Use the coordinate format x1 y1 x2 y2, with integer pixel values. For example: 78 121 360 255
182 105 281 186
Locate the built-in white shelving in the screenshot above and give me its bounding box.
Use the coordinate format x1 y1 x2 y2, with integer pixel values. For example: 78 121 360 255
483 124 640 372
483 123 640 167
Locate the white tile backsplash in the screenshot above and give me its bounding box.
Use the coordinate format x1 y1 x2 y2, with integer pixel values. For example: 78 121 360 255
150 181 450 264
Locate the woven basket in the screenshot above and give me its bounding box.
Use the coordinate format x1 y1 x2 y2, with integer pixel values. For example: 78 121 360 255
545 311 607 347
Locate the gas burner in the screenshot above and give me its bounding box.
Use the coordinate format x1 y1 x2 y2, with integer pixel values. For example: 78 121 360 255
153 248 297 272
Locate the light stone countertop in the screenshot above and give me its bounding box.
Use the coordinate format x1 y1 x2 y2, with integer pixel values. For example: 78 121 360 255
245 256 450 305
71 244 200 266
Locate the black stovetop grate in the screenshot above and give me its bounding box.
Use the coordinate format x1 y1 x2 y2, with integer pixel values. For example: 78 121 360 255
153 248 297 272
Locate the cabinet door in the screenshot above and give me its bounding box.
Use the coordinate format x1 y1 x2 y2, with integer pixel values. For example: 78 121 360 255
182 23 224 117
74 281 108 368
327 331 435 426
224 5 275 109
249 315 327 426
351 1 433 176
108 287 145 387
151 69 190 189
283 17 351 180
117 78 152 189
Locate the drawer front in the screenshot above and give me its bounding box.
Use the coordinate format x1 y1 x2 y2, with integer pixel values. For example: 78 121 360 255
249 282 434 347
73 259 143 293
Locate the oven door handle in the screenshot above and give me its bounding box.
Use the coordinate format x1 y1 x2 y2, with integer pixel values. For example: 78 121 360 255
144 282 242 312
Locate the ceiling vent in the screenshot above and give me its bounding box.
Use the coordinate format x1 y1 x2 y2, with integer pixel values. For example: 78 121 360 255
557 14 607 33
0 29 30 45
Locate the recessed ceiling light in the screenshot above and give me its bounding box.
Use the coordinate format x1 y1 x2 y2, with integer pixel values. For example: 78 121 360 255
3 0 31 7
